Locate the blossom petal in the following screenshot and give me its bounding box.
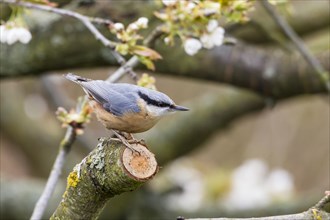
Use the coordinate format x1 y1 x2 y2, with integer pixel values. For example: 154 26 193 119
0 25 8 43
6 28 19 45
136 17 148 28
200 34 214 49
113 23 124 31
207 19 218 33
184 38 202 56
17 28 32 44
211 27 225 46
162 0 177 6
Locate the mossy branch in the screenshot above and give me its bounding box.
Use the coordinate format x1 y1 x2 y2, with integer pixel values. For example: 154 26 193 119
51 138 158 219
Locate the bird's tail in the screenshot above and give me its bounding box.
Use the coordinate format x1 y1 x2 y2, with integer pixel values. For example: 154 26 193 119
64 73 92 83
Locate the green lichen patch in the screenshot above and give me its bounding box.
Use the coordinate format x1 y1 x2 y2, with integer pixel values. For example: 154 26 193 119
67 171 80 188
89 144 106 170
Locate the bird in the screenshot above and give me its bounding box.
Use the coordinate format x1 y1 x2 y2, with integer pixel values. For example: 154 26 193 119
65 73 189 151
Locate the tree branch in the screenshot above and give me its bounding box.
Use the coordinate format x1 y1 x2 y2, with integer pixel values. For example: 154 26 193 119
30 126 76 220
156 43 329 99
181 194 330 220
312 193 330 211
0 0 167 84
0 0 138 80
0 0 115 46
31 96 89 219
50 138 158 219
260 0 330 91
1 4 328 99
106 25 164 82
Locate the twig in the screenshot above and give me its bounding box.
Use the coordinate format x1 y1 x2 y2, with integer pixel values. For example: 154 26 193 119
1 0 165 83
107 56 140 82
0 0 138 80
41 74 95 151
30 126 76 220
181 194 330 220
0 0 116 47
260 0 330 92
30 95 89 220
107 26 164 82
312 193 330 210
88 16 113 26
50 139 158 219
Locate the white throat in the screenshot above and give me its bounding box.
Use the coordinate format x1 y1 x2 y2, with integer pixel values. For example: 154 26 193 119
146 105 173 117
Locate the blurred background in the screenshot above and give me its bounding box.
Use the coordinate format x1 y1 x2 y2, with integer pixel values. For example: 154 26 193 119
0 0 329 219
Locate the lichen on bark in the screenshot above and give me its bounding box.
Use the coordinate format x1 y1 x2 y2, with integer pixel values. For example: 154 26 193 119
51 138 158 220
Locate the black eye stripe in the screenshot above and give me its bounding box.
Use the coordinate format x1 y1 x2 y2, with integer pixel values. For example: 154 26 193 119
138 91 170 107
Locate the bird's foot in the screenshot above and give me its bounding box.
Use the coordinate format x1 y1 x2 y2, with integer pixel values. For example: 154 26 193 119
122 133 147 147
127 138 147 147
112 130 141 155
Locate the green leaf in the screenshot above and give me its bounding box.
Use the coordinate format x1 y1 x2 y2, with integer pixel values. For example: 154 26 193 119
131 45 162 60
138 56 155 71
115 43 129 55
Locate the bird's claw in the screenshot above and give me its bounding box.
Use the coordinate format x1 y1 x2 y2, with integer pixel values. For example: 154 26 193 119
111 130 142 155
128 138 147 147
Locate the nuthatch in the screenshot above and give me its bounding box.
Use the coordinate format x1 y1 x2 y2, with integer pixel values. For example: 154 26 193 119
65 73 189 148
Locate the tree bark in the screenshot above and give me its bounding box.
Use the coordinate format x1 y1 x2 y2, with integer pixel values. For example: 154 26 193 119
0 2 329 99
51 138 158 219
156 44 329 99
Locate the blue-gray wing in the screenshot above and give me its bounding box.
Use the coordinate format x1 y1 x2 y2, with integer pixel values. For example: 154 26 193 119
80 81 141 116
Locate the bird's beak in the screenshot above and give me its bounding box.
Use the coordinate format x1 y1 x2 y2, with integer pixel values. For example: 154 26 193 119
172 105 189 111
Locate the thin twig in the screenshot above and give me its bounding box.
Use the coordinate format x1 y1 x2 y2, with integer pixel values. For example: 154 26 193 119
0 0 116 47
260 0 330 91
88 16 113 26
312 194 330 211
182 195 330 220
107 26 164 82
107 56 140 82
30 126 76 220
0 0 138 79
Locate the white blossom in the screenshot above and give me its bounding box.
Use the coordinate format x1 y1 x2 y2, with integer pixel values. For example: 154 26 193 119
200 26 225 49
212 26 225 46
0 25 32 45
164 161 205 212
187 2 196 11
6 28 20 45
0 25 7 43
127 23 139 32
113 23 124 31
136 17 148 28
16 27 32 44
203 2 221 15
184 38 202 56
220 159 295 210
265 169 294 200
164 37 170 44
162 0 177 6
221 159 270 210
207 19 218 32
200 34 213 49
